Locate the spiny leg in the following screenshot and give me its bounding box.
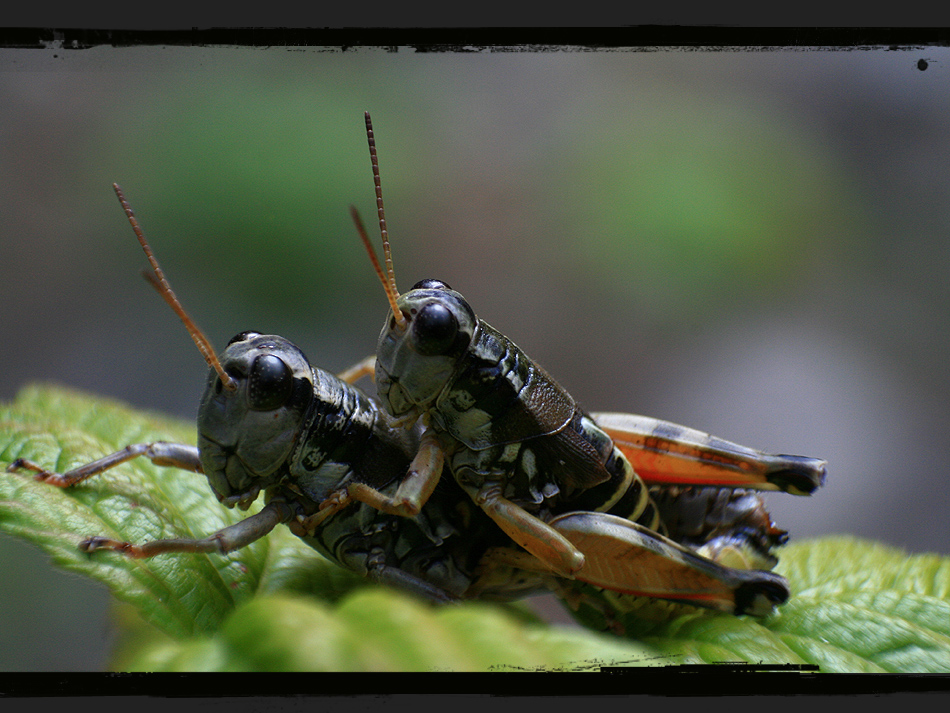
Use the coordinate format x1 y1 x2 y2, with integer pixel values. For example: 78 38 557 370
462 480 586 578
466 546 626 632
362 549 458 604
469 547 649 635
466 545 559 598
548 511 789 616
7 442 202 487
81 500 295 558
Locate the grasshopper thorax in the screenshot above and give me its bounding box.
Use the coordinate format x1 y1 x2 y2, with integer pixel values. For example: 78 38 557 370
197 331 315 509
375 279 478 419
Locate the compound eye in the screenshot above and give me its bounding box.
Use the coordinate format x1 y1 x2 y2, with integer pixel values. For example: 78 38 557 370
227 330 261 346
411 278 452 291
412 302 459 355
247 354 293 411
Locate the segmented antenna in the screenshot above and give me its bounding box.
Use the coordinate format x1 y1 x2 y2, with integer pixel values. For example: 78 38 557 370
112 183 236 391
361 111 406 329
351 205 400 316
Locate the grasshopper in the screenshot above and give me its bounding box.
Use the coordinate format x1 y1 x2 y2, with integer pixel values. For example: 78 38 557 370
337 112 826 616
6 184 545 604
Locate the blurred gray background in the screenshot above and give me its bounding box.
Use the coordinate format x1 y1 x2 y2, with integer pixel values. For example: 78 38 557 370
1 45 948 670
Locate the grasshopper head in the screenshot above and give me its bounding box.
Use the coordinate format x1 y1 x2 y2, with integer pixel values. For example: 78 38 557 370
353 116 481 420
375 279 477 419
197 332 314 509
110 186 316 511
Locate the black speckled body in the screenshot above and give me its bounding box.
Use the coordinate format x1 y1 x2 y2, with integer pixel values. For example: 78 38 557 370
197 331 537 601
375 286 661 533
370 279 823 616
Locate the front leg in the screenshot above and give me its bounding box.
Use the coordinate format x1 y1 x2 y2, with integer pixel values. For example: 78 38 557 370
7 442 202 487
336 355 376 384
80 500 295 558
343 427 445 518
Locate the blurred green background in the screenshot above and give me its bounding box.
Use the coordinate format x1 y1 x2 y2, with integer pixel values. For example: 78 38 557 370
1 46 948 670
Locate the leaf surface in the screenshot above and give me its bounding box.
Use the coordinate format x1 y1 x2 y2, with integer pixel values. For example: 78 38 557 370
2 385 947 672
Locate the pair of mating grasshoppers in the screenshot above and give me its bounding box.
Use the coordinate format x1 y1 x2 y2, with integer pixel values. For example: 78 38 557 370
7 113 825 628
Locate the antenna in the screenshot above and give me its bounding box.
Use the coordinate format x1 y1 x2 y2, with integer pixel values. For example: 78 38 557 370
361 111 406 329
352 205 401 321
112 183 236 391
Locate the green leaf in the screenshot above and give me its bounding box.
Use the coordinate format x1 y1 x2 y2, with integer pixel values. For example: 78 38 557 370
2 385 948 672
0 383 347 640
768 538 950 673
113 591 659 672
